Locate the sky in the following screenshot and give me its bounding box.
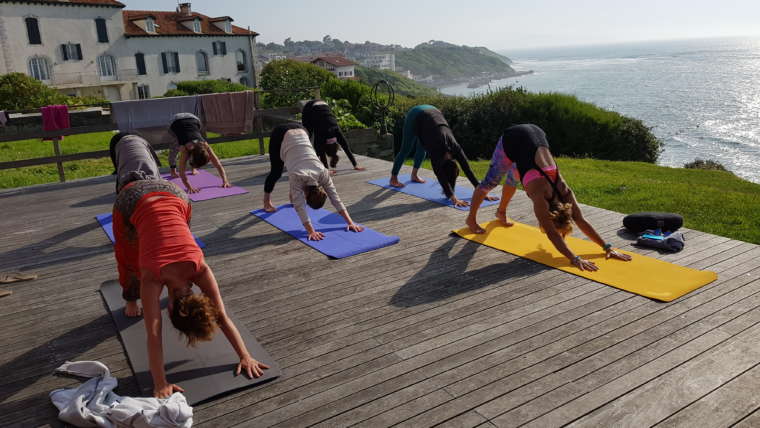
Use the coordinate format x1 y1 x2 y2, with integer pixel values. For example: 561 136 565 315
123 0 760 51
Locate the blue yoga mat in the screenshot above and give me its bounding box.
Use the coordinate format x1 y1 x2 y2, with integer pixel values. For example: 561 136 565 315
251 204 399 258
96 213 206 248
367 174 500 211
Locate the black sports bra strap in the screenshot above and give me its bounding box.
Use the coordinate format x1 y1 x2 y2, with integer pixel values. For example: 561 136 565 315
536 166 564 202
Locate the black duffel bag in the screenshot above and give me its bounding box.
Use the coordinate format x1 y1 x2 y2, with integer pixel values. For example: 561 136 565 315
623 212 683 234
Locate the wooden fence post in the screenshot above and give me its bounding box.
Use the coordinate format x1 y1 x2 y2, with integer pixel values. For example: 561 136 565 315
52 137 66 182
254 91 265 155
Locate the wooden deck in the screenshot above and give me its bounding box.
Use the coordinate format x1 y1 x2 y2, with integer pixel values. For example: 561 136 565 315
1 155 760 428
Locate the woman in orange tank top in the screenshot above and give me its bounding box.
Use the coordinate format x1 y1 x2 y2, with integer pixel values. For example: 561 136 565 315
113 179 268 398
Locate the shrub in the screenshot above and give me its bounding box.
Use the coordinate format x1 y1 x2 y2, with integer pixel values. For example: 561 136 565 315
163 80 247 97
0 73 69 110
323 97 365 129
684 159 730 172
259 59 334 107
388 87 663 163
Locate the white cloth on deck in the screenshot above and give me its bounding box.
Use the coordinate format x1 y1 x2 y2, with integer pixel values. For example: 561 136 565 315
49 361 193 428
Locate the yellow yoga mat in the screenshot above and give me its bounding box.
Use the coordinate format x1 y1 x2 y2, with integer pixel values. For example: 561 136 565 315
453 221 717 302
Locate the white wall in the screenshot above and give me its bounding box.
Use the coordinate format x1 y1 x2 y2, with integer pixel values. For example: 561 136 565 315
0 2 256 100
0 2 124 86
123 35 255 97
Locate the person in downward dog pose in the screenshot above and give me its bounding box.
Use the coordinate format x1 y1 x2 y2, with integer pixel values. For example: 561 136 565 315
301 99 365 172
389 104 496 207
168 113 230 193
466 124 632 271
111 141 268 398
262 123 364 241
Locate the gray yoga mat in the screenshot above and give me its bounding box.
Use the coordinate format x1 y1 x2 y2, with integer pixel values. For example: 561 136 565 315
100 280 280 405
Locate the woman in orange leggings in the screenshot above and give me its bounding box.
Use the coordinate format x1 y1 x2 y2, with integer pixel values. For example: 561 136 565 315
113 178 268 398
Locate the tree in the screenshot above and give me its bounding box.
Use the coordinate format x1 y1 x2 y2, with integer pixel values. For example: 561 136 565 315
259 59 336 107
0 72 69 110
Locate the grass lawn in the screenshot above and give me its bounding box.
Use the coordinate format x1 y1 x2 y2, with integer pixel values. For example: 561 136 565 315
0 131 268 189
409 158 760 244
1 134 758 244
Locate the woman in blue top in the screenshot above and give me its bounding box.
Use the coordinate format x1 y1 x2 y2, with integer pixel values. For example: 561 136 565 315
389 105 495 207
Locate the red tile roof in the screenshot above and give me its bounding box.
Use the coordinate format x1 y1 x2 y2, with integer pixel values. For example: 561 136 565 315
123 10 257 37
9 0 124 7
312 56 356 67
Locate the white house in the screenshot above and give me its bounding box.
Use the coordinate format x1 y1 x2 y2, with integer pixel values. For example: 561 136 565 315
0 1 258 101
357 53 395 71
310 56 356 80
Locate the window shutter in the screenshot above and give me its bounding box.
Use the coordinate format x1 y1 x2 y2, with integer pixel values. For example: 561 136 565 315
136 53 146 75
26 18 41 45
61 44 69 61
221 42 227 55
161 52 168 74
212 42 218 55
76 44 83 60
173 52 180 73
95 19 108 43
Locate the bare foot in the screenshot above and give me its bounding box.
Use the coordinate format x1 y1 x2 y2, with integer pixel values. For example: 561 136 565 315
263 202 277 213
170 172 179 179
411 175 426 183
466 216 486 234
191 168 199 175
124 301 143 317
496 210 514 227
389 177 406 188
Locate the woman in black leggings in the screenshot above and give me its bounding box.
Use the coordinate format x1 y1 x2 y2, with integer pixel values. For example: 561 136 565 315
302 100 365 172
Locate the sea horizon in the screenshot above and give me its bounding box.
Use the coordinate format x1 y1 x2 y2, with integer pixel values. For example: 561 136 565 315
442 36 760 183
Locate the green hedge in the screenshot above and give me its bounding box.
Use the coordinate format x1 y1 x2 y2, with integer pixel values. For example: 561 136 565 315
390 88 662 163
163 80 247 97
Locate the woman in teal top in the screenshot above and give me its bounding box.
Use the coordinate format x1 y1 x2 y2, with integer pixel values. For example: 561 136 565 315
389 105 494 207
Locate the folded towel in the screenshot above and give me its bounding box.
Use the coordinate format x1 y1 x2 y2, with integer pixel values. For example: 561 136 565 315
200 91 254 136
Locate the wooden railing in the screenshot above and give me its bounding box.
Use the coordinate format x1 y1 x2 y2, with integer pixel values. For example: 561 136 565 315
0 87 374 183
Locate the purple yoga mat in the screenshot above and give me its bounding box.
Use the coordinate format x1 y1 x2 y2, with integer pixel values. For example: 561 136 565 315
161 170 248 202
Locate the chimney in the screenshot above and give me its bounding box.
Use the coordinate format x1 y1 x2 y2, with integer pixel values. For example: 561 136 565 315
177 3 191 16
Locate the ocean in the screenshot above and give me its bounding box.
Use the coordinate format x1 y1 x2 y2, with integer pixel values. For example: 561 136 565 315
440 37 760 183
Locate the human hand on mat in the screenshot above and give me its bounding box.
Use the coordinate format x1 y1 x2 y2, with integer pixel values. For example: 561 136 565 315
191 168 199 175
346 223 365 233
154 382 184 399
484 195 500 202
606 248 632 261
187 185 200 194
572 256 599 272
221 179 231 188
308 230 325 241
237 356 270 379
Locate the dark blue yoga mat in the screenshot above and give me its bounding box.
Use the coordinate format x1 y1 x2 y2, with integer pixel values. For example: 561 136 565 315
251 204 399 258
367 174 500 211
96 213 206 248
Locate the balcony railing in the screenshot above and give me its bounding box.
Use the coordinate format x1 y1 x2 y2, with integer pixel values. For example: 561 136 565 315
51 69 138 87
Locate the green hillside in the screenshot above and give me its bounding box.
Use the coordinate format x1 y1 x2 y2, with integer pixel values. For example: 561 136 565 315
395 41 516 80
354 66 440 98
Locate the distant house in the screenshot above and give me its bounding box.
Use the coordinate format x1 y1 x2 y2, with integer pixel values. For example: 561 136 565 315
0 1 258 101
357 53 395 71
310 56 356 80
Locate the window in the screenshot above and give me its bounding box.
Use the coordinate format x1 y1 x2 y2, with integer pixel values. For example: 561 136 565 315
192 18 201 33
161 52 180 73
240 76 249 87
28 56 51 81
235 50 246 72
145 17 156 33
196 51 209 75
26 17 41 45
137 84 150 99
97 55 116 79
95 18 108 43
212 41 226 56
135 53 147 75
224 20 232 33
60 43 82 61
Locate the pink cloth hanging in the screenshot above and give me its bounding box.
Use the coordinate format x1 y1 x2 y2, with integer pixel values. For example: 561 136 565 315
41 105 71 132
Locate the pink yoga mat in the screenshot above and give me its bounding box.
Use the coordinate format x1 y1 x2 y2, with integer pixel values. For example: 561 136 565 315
161 170 248 202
